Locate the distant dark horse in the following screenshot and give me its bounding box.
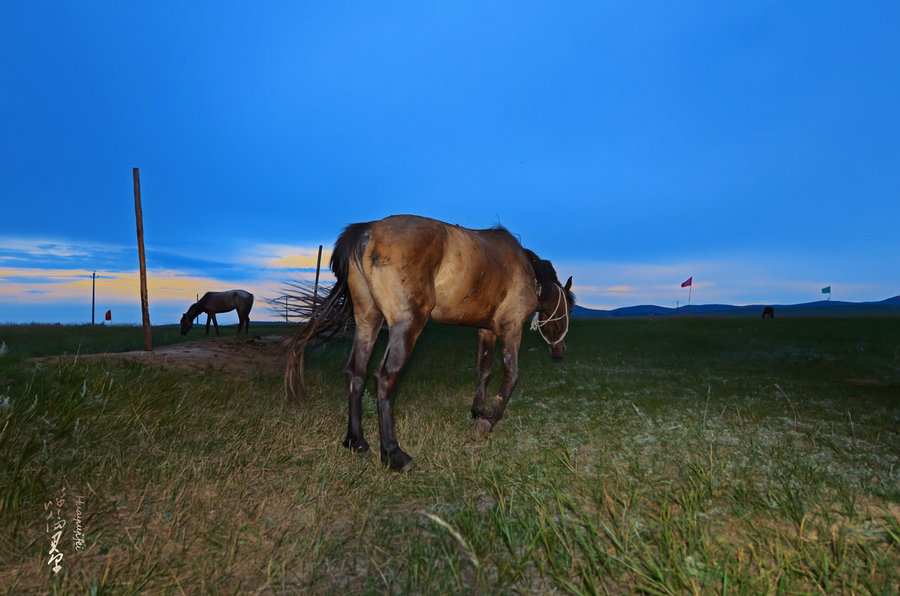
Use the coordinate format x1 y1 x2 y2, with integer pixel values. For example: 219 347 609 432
286 215 575 471
180 290 254 335
762 306 775 319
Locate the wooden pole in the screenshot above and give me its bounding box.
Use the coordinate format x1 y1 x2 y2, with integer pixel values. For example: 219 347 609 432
91 271 96 325
133 168 153 351
312 244 323 307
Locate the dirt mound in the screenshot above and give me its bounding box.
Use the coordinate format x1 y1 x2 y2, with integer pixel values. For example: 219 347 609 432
80 334 290 376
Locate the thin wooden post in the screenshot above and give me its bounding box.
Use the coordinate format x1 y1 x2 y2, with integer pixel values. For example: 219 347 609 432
312 244 323 308
91 271 96 325
133 168 152 351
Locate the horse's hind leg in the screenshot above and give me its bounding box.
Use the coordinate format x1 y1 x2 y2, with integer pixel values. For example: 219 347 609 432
343 309 383 456
471 329 496 420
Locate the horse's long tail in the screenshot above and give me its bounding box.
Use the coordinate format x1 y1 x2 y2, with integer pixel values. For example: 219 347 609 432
284 222 369 400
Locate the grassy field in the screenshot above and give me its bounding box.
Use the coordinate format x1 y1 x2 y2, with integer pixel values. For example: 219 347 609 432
1 317 899 594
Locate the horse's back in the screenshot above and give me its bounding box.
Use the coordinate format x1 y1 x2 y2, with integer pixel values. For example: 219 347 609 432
434 224 535 319
352 215 537 327
201 289 253 310
368 215 447 261
221 289 253 300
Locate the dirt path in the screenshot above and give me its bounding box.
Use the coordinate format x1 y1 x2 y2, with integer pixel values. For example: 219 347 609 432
79 334 290 376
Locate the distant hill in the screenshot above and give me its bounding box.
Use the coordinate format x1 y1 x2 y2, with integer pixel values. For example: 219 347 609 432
573 296 900 318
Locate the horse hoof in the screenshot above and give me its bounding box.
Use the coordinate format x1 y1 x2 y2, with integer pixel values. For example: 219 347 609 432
384 450 414 472
344 437 372 455
470 418 493 440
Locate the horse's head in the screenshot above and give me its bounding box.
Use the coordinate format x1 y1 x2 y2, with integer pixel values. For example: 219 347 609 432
531 276 574 360
179 312 193 335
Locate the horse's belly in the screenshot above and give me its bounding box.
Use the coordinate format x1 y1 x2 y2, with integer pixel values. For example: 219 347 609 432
430 301 493 327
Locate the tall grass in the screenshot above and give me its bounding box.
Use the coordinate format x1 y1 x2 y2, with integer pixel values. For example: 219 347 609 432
1 317 898 593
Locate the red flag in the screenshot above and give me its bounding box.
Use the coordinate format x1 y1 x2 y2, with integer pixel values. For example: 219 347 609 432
105 310 112 321
681 277 693 288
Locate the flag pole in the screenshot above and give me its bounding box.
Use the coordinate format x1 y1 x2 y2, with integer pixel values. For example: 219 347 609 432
681 277 693 309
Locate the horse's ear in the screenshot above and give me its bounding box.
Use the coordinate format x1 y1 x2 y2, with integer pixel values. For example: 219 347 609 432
564 276 573 292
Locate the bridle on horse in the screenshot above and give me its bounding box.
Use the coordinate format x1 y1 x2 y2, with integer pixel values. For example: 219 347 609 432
530 283 570 346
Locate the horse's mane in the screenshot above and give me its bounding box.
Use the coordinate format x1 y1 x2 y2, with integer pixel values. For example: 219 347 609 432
487 224 519 244
185 300 205 319
522 248 559 302
484 226 571 305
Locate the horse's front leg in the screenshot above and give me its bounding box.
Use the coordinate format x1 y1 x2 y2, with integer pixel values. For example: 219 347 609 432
471 329 496 420
373 320 425 471
471 328 521 439
205 314 212 335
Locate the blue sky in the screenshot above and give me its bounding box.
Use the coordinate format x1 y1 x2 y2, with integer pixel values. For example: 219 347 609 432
2 1 899 324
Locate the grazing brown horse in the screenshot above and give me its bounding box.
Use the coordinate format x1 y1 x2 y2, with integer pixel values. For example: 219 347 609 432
286 215 574 471
180 290 254 335
762 306 775 319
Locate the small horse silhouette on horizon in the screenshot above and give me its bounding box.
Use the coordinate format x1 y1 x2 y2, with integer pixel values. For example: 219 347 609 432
762 306 775 319
180 290 254 335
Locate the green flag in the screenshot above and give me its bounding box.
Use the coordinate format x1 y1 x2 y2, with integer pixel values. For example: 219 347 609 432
821 286 831 294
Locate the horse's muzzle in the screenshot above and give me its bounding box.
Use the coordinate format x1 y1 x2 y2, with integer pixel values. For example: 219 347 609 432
549 344 567 361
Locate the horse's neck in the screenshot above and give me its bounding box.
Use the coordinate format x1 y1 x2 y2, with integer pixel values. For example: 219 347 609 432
187 302 206 317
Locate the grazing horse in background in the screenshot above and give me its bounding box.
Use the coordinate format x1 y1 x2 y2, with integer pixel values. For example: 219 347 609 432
286 214 575 471
180 290 254 335
762 306 775 319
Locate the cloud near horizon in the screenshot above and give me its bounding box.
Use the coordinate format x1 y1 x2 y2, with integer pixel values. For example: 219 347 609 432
238 243 334 272
0 237 338 323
